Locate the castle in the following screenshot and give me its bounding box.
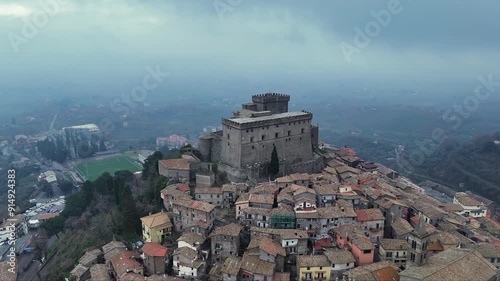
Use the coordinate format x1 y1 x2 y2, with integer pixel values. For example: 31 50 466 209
199 93 324 182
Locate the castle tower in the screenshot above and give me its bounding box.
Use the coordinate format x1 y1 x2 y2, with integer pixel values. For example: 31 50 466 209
407 214 431 266
251 93 290 114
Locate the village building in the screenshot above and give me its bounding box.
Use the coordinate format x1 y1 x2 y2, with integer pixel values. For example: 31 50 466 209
453 192 488 218
355 208 385 242
210 223 243 263
379 239 408 268
194 187 224 208
141 211 173 244
324 248 356 279
172 198 215 233
142 242 171 275
331 224 375 266
296 255 331 281
160 183 191 211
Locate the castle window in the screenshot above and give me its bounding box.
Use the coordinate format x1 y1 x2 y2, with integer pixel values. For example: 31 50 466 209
246 130 249 133
276 125 279 128
227 134 230 139
275 133 279 138
262 135 265 140
228 143 230 146
288 130 291 136
267 126 269 129
301 128 305 134
252 146 255 149
250 137 254 142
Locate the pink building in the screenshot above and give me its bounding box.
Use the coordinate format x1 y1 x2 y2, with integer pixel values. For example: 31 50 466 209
331 225 374 266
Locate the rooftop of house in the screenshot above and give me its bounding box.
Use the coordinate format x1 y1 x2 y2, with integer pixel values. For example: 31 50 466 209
276 175 293 183
474 243 500 258
194 187 223 194
374 197 408 209
220 255 242 276
90 264 109 281
70 264 89 278
455 192 485 207
240 207 271 216
0 261 17 281
142 242 170 257
399 248 497 281
102 240 127 254
331 225 374 250
343 261 399 281
158 158 192 170
36 212 59 221
247 236 286 257
240 252 275 276
356 208 385 222
271 205 295 216
177 232 206 246
412 201 446 218
440 203 465 213
465 191 494 206
250 227 309 240
249 183 279 195
248 193 274 205
324 248 356 264
111 251 142 278
317 206 357 219
289 173 311 182
78 248 102 265
313 183 338 195
140 211 172 229
391 217 414 236
210 223 244 237
297 254 331 268
173 247 198 260
273 272 291 281
174 198 216 213
379 239 407 251
227 111 311 125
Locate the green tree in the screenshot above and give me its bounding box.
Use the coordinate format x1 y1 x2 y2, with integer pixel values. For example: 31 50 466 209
211 163 218 175
58 180 74 195
119 184 139 233
94 172 114 195
268 144 280 176
142 151 163 180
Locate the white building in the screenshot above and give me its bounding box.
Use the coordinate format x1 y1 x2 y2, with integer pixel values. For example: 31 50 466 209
453 192 487 218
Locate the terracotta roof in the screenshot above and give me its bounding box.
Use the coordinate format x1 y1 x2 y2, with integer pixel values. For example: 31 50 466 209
271 205 295 216
297 254 331 267
247 236 286 257
440 203 465 212
356 208 385 222
90 264 109 281
249 183 279 195
475 243 500 258
331 225 374 250
324 249 355 264
37 212 59 220
142 242 170 257
173 247 197 260
220 256 241 276
240 207 271 216
210 223 243 237
250 227 308 240
240 252 275 276
289 173 310 181
174 198 216 213
111 251 142 278
391 217 413 236
102 241 127 254
455 192 484 207
318 206 357 219
399 248 497 281
248 193 274 205
178 232 206 245
314 183 338 195
379 239 407 251
194 187 222 194
295 211 319 219
313 238 332 250
70 264 89 278
374 197 407 209
0 261 17 281
427 241 444 251
372 266 400 281
276 176 293 183
235 193 251 204
343 261 399 281
159 158 191 170
79 249 102 266
412 201 446 218
140 212 172 229
273 272 290 281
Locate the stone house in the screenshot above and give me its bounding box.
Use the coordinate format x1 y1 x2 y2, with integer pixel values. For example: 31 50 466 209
317 205 357 238
324 249 356 279
379 239 408 268
246 236 286 272
140 211 173 244
142 242 171 275
331 224 375 266
239 207 271 228
172 198 216 233
355 208 385 243
194 187 224 208
210 223 244 263
160 183 191 211
250 227 309 256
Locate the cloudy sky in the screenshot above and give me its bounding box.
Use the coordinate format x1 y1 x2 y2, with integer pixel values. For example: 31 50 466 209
0 0 499 97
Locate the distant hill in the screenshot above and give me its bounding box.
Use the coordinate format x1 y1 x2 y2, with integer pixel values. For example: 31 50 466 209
411 131 500 203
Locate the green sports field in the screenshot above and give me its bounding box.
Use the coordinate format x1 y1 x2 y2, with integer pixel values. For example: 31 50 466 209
74 155 143 181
